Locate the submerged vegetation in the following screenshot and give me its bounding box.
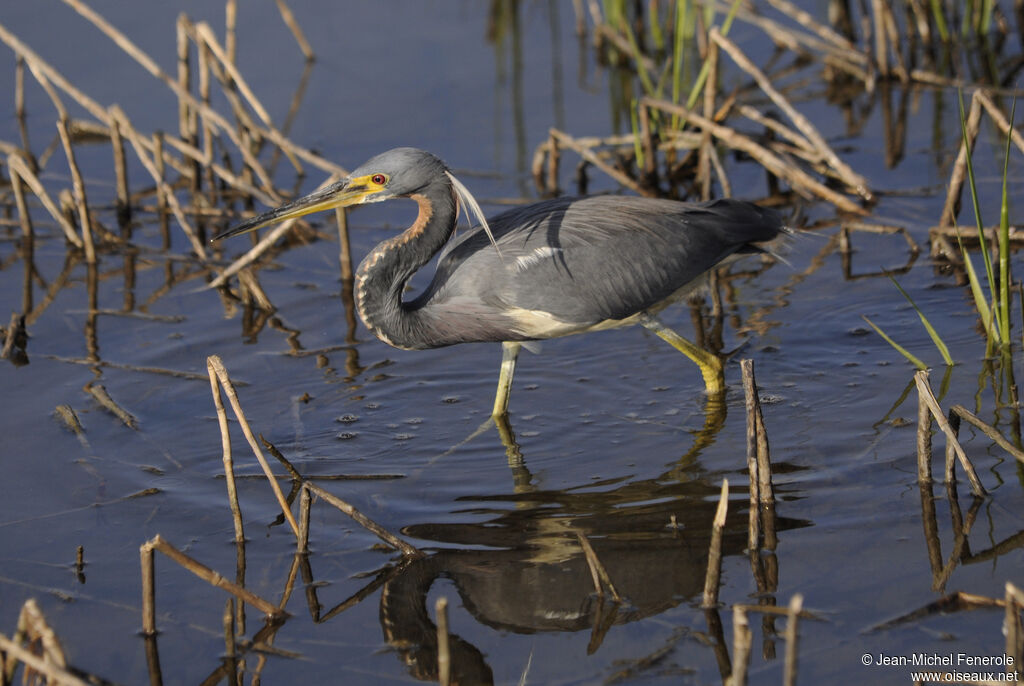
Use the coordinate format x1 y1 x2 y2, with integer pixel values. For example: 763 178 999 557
1 0 1024 684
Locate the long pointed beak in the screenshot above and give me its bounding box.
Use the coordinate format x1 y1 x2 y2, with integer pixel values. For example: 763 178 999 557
211 178 376 242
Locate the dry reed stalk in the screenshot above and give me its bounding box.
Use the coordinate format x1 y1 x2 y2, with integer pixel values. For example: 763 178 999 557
913 371 987 497
207 355 301 537
710 29 872 201
546 131 560 193
743 366 761 552
0 313 25 361
85 382 138 429
12 599 67 672
939 91 983 227
783 594 803 686
736 105 816 156
944 410 960 484
917 380 933 482
951 405 1024 464
6 154 82 247
841 221 922 255
110 117 130 228
713 1 868 66
335 208 353 282
869 0 888 77
436 597 451 686
763 0 857 52
9 161 34 245
730 605 751 686
209 359 245 544
209 174 343 289
274 0 315 61
56 0 344 180
140 540 157 636
110 107 209 259
236 268 275 311
14 55 35 169
0 635 90 686
702 479 729 608
642 97 865 213
303 482 422 558
976 91 1024 156
195 21 302 175
638 102 655 178
574 530 622 602
224 0 237 63
223 598 238 686
298 484 311 552
55 118 96 263
176 13 194 144
141 535 282 622
1007 583 1024 674
548 128 650 196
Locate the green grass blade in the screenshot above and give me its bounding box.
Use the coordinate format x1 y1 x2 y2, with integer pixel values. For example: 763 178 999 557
929 0 949 40
862 315 929 371
620 17 656 96
998 98 1016 344
888 276 954 366
684 0 743 110
670 0 690 129
958 89 1002 342
630 98 645 169
955 226 998 342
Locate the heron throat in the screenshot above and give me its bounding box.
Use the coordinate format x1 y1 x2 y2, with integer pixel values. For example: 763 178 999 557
353 179 458 350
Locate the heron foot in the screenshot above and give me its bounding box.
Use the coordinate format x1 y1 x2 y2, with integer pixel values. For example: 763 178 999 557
639 313 725 395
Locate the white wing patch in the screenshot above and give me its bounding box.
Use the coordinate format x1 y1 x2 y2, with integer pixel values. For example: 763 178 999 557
513 246 563 273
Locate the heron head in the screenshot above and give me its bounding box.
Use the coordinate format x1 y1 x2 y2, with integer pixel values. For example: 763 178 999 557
211 148 449 241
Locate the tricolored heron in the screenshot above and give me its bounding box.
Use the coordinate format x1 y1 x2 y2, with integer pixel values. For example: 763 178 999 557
213 148 784 418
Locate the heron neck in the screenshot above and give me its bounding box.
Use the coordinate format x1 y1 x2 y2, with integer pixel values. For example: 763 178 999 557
354 180 456 350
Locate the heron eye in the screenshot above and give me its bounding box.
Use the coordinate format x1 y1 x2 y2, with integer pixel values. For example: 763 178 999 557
371 174 387 186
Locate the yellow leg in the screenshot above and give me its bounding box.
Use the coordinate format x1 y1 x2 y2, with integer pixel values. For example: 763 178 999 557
492 341 521 418
639 313 724 394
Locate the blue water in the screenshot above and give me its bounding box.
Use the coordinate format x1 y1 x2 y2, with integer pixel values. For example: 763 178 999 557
0 2 1022 685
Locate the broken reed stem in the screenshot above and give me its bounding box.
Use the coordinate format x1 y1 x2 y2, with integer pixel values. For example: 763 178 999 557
209 173 343 290
548 128 650 196
730 605 752 686
207 355 300 537
944 410 960 484
709 28 872 201
914 370 987 496
574 530 622 602
141 535 282 622
274 0 315 61
140 541 156 635
208 359 245 544
56 117 95 264
110 116 130 229
939 91 983 227
917 378 933 482
436 597 451 686
111 106 209 259
783 593 804 686
85 382 138 429
702 479 729 608
304 481 422 558
298 484 311 552
1007 582 1024 675
6 154 82 247
641 97 866 214
0 635 90 686
950 404 1024 464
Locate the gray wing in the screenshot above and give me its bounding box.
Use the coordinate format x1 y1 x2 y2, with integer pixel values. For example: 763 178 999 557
411 196 782 337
